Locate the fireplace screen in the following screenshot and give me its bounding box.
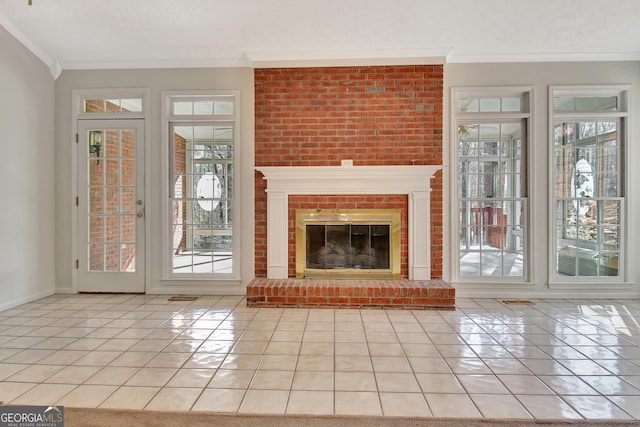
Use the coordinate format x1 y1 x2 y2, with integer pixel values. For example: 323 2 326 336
307 224 390 270
296 209 401 279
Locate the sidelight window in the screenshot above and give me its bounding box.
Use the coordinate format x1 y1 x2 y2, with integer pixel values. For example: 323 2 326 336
165 93 238 277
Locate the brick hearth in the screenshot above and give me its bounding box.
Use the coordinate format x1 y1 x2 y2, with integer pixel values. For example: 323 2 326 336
246 278 455 310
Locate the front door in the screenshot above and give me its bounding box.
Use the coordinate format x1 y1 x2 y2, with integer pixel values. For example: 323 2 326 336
77 119 145 293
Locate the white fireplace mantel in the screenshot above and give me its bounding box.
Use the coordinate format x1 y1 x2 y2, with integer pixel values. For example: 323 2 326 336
256 165 442 280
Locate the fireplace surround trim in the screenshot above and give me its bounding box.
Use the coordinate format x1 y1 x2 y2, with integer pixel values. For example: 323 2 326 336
256 165 442 280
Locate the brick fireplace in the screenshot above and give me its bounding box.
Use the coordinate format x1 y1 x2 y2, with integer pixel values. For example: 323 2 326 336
250 65 452 309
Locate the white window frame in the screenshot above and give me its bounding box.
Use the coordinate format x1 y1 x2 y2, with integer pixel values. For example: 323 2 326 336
451 86 534 284
548 85 630 286
161 91 241 281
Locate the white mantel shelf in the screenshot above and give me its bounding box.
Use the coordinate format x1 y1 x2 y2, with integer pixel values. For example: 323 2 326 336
256 165 441 194
256 165 443 281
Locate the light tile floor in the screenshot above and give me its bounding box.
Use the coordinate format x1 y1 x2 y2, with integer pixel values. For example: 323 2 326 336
1 294 640 420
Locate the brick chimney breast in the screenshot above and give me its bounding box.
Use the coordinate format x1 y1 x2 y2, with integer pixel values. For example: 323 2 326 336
255 66 444 279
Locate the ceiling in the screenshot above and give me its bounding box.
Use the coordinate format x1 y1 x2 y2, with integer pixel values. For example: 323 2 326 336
1 0 639 78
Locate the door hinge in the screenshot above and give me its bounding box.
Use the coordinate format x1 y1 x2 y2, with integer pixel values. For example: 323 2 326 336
75 259 79 269
76 133 79 143
76 196 79 206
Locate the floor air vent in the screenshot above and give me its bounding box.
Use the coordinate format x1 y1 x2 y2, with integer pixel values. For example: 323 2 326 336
168 296 199 301
502 299 534 305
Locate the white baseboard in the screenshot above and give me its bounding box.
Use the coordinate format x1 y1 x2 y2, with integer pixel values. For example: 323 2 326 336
0 288 56 312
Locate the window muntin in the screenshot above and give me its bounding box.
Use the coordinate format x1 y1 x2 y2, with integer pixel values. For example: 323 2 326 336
550 86 627 280
167 95 237 276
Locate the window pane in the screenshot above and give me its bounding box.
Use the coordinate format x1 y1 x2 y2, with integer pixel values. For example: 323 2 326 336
555 199 621 278
502 122 521 139
554 148 572 198
554 122 569 146
479 98 500 112
598 121 617 136
458 122 478 140
214 100 234 115
600 252 619 276
480 139 498 156
597 96 617 111
458 98 478 112
105 99 120 110
602 201 621 226
575 97 597 111
577 122 597 140
554 121 619 201
599 174 618 197
84 99 104 112
460 251 480 276
121 98 143 112
502 97 521 112
194 101 214 115
554 96 574 111
174 101 193 115
458 198 525 277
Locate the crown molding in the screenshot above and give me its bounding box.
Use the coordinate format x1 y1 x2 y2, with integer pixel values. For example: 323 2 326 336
59 57 251 71
57 50 640 72
447 51 640 63
48 60 62 79
0 11 61 79
56 50 640 73
244 48 451 68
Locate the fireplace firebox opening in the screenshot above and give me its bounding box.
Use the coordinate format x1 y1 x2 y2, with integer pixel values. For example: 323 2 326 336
296 209 401 279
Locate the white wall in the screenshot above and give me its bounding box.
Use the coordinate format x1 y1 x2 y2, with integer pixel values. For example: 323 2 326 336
52 61 639 299
444 61 640 298
0 26 56 310
54 68 254 295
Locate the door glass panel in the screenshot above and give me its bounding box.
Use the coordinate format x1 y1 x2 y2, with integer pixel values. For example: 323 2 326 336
87 128 138 273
